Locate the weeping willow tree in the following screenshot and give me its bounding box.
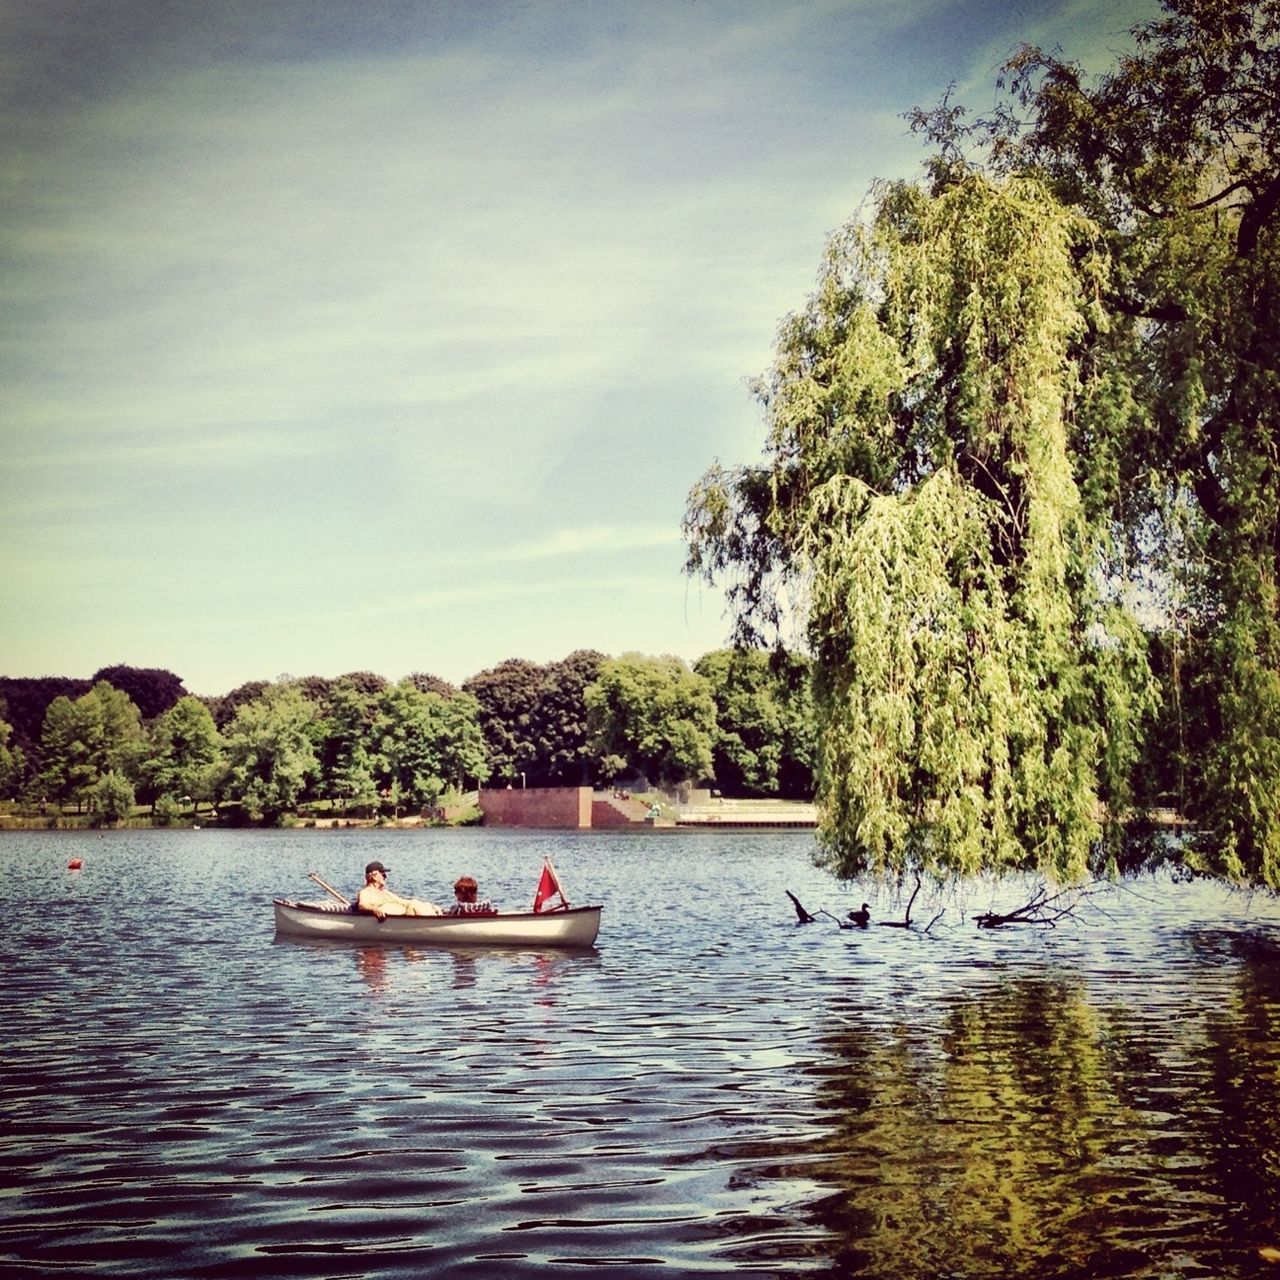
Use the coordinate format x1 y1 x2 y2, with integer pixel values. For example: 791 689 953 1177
686 173 1155 885
979 0 1280 892
690 0 1280 892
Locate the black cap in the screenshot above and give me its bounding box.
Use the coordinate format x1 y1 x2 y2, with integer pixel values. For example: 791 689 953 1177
365 860 389 876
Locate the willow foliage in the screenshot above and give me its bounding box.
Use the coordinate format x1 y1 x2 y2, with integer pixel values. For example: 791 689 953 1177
691 1 1280 891
688 174 1155 884
970 0 1280 891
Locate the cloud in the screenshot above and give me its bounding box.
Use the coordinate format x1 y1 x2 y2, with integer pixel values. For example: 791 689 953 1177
475 525 679 564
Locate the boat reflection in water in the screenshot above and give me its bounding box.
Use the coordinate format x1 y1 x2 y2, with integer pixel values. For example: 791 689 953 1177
276 932 600 1006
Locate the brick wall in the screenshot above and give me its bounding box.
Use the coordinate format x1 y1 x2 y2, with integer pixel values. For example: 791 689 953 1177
478 786 592 828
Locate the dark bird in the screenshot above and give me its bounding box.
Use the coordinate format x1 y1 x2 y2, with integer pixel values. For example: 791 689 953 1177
848 903 871 927
786 890 818 924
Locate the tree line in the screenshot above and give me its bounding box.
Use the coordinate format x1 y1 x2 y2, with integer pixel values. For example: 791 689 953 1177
0 650 818 824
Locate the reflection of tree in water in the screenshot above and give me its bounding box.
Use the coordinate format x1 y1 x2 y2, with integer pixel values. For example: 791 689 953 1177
782 969 1280 1278
792 979 1130 1278
1185 934 1280 1253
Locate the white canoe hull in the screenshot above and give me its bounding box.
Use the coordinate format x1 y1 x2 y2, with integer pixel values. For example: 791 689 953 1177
272 899 602 947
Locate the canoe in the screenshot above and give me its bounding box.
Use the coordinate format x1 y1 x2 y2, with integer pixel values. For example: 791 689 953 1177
272 898 602 947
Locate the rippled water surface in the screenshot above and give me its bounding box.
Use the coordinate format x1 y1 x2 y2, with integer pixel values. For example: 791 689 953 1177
3 828 1280 1279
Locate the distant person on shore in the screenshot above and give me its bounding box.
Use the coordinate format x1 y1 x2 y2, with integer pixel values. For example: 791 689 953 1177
355 861 442 919
446 874 497 916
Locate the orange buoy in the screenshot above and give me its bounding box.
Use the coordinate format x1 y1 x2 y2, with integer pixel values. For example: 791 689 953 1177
67 858 83 870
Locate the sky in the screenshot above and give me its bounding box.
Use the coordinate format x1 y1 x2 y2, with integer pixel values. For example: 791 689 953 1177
0 0 1159 697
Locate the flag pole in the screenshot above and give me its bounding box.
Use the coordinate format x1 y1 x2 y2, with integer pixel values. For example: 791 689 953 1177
548 856 569 908
533 856 570 912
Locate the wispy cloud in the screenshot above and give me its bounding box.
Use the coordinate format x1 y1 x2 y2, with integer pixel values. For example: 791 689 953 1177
475 525 679 564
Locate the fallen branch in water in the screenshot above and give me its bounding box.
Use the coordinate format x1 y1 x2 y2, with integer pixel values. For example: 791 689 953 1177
922 906 947 933
816 908 857 930
973 881 1107 929
786 890 819 924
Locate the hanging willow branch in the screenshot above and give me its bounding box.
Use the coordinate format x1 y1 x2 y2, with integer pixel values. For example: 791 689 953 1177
687 172 1157 889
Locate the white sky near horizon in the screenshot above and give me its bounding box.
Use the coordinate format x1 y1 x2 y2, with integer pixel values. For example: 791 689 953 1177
0 0 1158 697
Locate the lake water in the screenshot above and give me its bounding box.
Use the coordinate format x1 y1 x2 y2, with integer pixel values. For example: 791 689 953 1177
2 827 1280 1279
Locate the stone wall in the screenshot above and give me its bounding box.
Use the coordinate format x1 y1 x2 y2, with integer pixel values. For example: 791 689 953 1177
478 786 593 828
591 798 637 827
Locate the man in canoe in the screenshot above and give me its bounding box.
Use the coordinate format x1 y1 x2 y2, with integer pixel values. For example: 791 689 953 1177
355 861 443 919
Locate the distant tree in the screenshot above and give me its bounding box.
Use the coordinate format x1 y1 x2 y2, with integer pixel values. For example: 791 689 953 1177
0 715 25 799
87 770 135 826
220 685 318 822
436 690 490 792
292 675 336 708
314 678 379 813
405 671 459 699
0 676 92 767
695 649 782 796
91 665 186 721
463 659 545 783
209 680 271 731
334 671 389 698
37 682 143 809
770 649 819 799
530 650 606 785
142 696 223 811
585 654 716 786
36 696 89 808
370 684 449 811
92 681 145 779
695 647 818 798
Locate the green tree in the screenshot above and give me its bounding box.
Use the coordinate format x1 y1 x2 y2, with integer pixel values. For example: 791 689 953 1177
695 649 782 796
92 680 145 779
87 770 135 826
0 714 26 799
463 651 607 786
291 674 336 710
771 649 819 800
436 690 490 792
334 670 388 698
207 680 271 731
36 696 88 807
463 659 545 783
143 696 223 811
220 684 318 822
37 682 144 809
0 676 91 772
91 665 186 721
529 649 606 785
686 172 1155 884
404 671 458 699
898 0 1280 888
314 678 378 814
695 648 816 798
585 653 716 787
369 683 452 810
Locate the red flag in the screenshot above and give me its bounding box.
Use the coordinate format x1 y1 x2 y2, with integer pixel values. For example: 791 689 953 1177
533 860 567 912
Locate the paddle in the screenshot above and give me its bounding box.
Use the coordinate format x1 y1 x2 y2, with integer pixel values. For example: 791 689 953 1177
308 871 350 907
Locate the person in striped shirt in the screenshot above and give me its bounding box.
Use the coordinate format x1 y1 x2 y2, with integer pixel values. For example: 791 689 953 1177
446 874 497 915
